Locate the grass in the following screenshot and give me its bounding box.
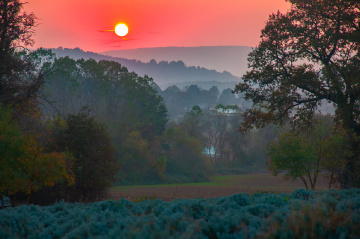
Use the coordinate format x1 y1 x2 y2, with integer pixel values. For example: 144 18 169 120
111 174 244 191
108 173 330 201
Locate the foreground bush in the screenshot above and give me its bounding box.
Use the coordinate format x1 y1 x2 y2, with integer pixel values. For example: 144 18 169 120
0 189 359 238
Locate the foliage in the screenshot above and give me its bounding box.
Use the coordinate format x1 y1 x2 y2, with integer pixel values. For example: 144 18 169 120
159 85 221 119
215 103 239 112
0 106 25 194
268 132 316 189
49 109 118 202
43 57 169 185
44 57 168 136
202 106 278 169
181 105 204 138
0 0 36 77
233 0 360 188
268 115 349 190
0 189 359 238
120 131 166 184
218 88 238 106
0 1 55 108
163 124 210 183
0 106 74 201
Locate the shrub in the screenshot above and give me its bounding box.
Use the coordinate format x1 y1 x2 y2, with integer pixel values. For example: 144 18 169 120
1 189 360 238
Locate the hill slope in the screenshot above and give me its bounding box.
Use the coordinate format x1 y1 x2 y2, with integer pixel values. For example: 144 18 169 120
102 46 252 77
51 47 241 89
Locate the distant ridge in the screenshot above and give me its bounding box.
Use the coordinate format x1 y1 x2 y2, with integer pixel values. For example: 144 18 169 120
101 46 252 77
51 47 242 89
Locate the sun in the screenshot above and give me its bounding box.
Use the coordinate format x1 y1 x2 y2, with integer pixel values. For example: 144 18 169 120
115 23 128 37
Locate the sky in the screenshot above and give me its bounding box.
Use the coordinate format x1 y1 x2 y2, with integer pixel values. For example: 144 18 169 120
25 0 291 53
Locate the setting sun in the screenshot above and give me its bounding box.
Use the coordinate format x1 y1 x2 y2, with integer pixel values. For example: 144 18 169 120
115 23 128 37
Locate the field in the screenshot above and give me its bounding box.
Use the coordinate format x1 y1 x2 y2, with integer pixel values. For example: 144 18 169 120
1 175 358 238
1 188 359 238
109 173 331 201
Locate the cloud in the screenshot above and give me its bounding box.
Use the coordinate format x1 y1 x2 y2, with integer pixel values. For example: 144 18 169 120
120 37 134 41
98 30 114 32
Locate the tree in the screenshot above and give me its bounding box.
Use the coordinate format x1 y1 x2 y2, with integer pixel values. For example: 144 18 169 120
268 115 349 190
218 88 237 106
120 131 166 184
0 105 26 194
181 105 204 138
0 105 74 203
0 1 50 107
50 109 118 202
268 132 315 190
44 58 168 135
120 73 168 135
163 124 209 183
234 0 360 188
0 0 36 73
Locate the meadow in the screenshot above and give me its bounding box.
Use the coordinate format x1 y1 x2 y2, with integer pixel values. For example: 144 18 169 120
109 173 330 201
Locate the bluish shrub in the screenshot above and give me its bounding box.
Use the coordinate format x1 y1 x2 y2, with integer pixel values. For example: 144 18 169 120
0 189 359 238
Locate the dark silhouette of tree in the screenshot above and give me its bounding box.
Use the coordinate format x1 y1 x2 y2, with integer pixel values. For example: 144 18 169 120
163 124 209 183
205 86 219 107
234 0 360 188
0 0 36 69
181 105 204 138
44 58 168 135
218 88 237 106
50 109 118 202
0 0 46 107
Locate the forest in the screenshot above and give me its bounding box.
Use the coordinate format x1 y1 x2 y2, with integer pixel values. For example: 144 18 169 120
1 0 360 238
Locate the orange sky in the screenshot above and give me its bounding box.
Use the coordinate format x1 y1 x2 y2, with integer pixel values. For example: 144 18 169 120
25 0 291 52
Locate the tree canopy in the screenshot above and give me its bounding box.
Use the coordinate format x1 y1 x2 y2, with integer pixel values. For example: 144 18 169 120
0 0 46 107
44 57 168 136
49 109 118 202
268 115 349 190
234 0 360 188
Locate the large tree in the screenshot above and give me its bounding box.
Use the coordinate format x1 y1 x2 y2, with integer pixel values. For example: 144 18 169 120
0 0 36 66
50 109 118 202
0 1 54 109
234 0 360 188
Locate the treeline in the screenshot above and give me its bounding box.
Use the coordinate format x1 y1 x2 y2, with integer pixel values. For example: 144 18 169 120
1 48 346 205
159 85 251 119
174 105 279 173
0 45 278 206
0 46 213 204
2 0 355 206
52 47 241 87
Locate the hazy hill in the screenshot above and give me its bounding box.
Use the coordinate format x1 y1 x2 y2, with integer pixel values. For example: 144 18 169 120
51 47 241 89
162 81 239 92
102 46 252 77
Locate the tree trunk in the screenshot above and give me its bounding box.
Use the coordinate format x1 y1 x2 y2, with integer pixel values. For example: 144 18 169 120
328 172 334 189
300 176 308 190
339 162 356 189
338 132 359 189
338 106 360 189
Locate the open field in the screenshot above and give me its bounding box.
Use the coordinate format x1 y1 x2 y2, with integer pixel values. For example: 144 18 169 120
108 173 332 201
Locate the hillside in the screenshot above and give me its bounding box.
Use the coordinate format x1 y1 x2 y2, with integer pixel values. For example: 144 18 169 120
51 47 241 89
102 46 252 77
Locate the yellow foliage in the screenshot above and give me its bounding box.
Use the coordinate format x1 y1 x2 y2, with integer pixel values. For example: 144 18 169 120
1 116 74 195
